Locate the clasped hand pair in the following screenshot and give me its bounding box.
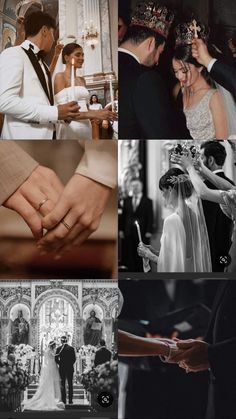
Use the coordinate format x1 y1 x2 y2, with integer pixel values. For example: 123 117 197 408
163 338 210 373
3 165 110 255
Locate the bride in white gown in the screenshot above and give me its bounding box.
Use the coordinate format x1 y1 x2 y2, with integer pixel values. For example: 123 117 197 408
23 341 64 411
137 168 212 272
54 43 116 139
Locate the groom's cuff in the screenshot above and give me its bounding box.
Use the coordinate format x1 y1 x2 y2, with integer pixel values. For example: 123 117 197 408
207 58 217 73
0 141 39 205
39 106 58 124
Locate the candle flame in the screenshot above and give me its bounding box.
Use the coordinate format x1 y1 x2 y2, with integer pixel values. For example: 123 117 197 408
71 58 75 65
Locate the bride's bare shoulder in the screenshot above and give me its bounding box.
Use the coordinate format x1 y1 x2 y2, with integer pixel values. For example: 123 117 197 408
54 72 67 94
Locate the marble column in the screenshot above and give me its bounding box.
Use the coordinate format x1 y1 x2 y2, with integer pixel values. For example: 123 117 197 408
104 318 112 349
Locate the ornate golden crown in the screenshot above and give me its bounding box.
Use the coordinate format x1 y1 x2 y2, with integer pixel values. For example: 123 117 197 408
169 142 200 163
175 19 209 46
131 2 175 39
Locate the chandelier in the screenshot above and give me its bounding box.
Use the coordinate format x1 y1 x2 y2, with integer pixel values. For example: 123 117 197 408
82 22 99 49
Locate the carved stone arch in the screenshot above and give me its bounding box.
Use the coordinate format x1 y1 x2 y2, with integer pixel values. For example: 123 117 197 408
82 298 106 318
0 300 4 316
107 299 118 318
33 289 80 317
5 298 31 317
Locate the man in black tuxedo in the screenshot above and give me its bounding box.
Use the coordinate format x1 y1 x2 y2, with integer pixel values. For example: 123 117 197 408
55 336 76 405
120 178 153 271
192 38 236 100
119 2 184 139
173 280 236 419
200 141 234 272
94 339 112 367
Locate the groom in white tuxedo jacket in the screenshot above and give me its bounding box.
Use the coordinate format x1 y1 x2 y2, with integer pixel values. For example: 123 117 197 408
0 11 80 140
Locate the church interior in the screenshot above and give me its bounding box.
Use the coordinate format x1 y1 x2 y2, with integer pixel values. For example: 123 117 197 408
0 0 118 139
0 279 118 415
119 0 236 97
118 140 236 273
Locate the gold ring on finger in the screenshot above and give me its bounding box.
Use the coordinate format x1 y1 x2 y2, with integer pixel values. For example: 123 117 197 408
61 220 71 231
38 198 48 210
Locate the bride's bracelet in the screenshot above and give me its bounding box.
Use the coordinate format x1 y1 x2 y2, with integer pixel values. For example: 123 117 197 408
161 342 171 360
159 343 177 363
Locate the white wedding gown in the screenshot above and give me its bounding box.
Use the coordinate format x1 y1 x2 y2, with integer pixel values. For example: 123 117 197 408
55 86 92 139
23 348 64 411
156 208 211 272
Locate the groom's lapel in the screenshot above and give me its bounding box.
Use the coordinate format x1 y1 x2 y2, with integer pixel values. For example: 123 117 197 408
22 47 53 105
42 61 54 105
205 280 229 341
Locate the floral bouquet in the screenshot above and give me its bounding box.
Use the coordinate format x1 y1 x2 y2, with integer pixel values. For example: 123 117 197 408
0 358 30 397
80 360 118 396
78 345 97 357
14 344 33 372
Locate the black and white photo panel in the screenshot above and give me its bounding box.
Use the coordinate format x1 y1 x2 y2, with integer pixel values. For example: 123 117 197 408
119 140 236 278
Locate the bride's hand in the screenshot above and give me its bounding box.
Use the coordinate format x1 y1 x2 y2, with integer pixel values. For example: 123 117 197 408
95 109 118 121
137 243 152 259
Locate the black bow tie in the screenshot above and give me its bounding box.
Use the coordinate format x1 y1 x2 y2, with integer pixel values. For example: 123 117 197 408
36 50 46 61
29 44 45 61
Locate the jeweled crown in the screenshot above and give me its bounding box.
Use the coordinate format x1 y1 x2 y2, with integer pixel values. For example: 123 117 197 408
175 19 209 46
169 142 200 163
131 2 175 39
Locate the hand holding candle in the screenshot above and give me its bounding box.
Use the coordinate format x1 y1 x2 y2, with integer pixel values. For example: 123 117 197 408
135 220 142 243
109 76 115 112
71 57 75 101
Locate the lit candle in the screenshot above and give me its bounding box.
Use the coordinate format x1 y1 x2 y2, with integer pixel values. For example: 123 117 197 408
109 76 114 112
71 58 75 101
135 220 142 243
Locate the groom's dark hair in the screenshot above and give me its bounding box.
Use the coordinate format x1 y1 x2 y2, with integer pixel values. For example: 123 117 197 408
121 25 165 48
201 141 226 166
24 11 56 38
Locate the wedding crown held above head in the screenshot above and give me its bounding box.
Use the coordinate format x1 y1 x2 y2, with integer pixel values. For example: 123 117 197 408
174 19 209 46
169 142 200 163
131 2 175 39
16 0 43 17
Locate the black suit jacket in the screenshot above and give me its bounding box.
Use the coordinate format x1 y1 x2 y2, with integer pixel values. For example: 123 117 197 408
202 171 234 272
205 281 236 419
55 344 76 372
120 195 153 238
119 51 180 139
94 347 112 367
211 60 236 101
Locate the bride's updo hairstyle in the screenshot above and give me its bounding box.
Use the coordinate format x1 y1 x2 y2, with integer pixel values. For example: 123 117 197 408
49 340 56 349
62 43 83 64
159 167 193 199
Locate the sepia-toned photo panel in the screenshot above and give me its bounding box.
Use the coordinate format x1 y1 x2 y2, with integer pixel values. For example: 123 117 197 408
119 139 236 278
0 0 118 140
0 279 118 418
0 140 118 280
119 0 236 140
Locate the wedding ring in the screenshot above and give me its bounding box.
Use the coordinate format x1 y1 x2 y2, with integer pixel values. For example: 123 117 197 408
61 220 71 231
38 198 48 210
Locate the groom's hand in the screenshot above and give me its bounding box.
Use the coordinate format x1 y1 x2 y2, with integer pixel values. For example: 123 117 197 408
3 166 64 239
170 339 210 372
37 174 111 253
58 102 80 122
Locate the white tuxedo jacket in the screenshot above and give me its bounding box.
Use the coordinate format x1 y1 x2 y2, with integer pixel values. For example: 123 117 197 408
0 41 58 140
